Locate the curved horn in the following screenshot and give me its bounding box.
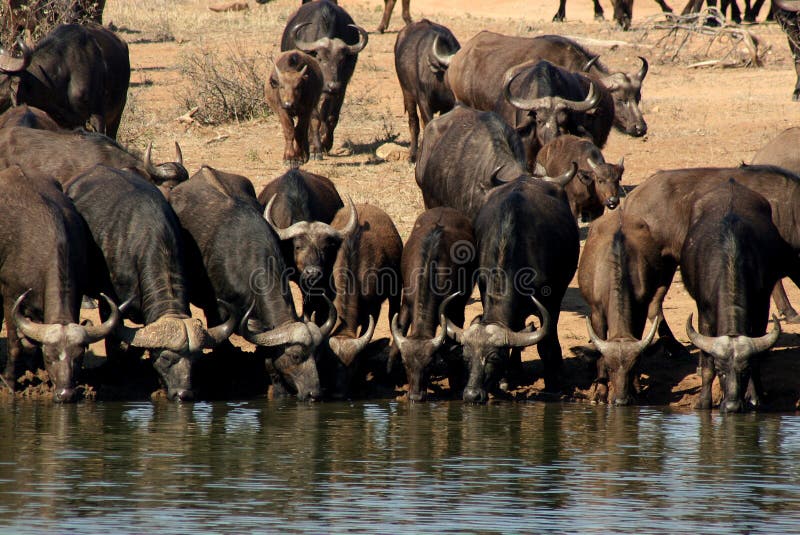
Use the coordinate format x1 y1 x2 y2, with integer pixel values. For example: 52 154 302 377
431 293 456 350
0 38 32 73
83 293 121 343
503 70 549 111
685 313 718 354
637 314 661 352
143 142 156 176
264 194 310 241
441 292 464 343
749 315 781 354
390 313 408 352
505 295 550 348
489 165 506 185
617 156 624 169
318 294 338 339
585 316 613 355
334 194 358 239
329 315 376 361
587 158 600 172
431 33 456 67
582 55 600 73
174 142 184 167
563 82 600 112
292 22 328 52
270 57 284 83
12 289 48 343
542 161 577 187
239 299 308 347
635 56 649 81
345 24 369 55
205 299 237 346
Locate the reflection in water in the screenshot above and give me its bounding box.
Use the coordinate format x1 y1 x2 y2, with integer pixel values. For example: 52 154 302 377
0 401 798 533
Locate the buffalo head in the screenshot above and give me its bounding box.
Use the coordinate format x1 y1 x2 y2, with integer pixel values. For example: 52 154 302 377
596 57 648 137
686 314 780 412
240 295 339 401
445 294 549 404
269 51 316 116
116 300 236 401
13 290 121 402
139 142 189 195
264 193 358 292
585 155 624 210
291 22 367 95
586 315 659 405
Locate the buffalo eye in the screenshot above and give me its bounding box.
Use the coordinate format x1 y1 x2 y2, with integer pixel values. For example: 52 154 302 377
270 78 278 88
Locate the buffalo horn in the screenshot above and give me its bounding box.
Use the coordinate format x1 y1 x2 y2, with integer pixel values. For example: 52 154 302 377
541 162 577 187
345 24 369 55
504 295 550 348
635 56 649 81
264 194 310 241
582 55 601 73
430 34 456 67
503 70 550 111
174 142 184 167
318 294 338 339
561 82 600 113
0 38 32 73
442 292 465 344
292 22 328 52
686 313 781 356
204 299 237 346
333 194 358 239
12 290 47 343
83 293 122 343
329 315 376 361
390 313 408 352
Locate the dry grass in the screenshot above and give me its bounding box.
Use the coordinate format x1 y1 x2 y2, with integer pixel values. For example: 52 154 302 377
0 0 103 48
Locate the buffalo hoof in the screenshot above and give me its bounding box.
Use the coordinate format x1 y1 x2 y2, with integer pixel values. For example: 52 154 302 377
552 14 565 22
693 396 712 410
310 151 323 161
594 13 605 21
376 25 387 33
793 90 800 102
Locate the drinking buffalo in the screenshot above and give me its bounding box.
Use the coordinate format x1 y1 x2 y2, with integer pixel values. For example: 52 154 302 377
445 31 649 139
394 19 460 162
416 105 576 220
536 134 623 221
281 0 368 156
579 210 665 405
170 166 337 400
445 178 580 402
751 127 800 176
391 207 476 401
0 166 119 402
324 203 402 398
266 50 323 167
0 126 188 191
623 165 800 349
681 180 790 412
64 165 235 401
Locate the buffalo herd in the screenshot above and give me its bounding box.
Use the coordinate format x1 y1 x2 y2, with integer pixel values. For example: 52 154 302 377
0 0 798 413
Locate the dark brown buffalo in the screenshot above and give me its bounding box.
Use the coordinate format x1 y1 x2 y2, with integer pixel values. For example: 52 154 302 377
536 134 623 220
0 166 119 402
0 126 188 191
416 105 576 220
445 178 580 402
324 203 403 398
378 0 411 32
281 0 368 156
391 207 476 401
623 165 800 348
553 0 673 28
0 103 59 130
445 31 649 139
257 169 356 315
265 50 323 167
579 210 664 405
0 24 119 134
751 126 800 175
394 19 460 162
681 180 790 412
64 165 235 401
170 166 337 400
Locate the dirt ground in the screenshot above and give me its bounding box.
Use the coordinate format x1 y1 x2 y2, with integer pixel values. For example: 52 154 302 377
6 0 800 408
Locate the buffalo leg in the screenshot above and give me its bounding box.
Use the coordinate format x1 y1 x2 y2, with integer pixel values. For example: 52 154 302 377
309 107 324 159
538 311 564 393
744 0 766 22
401 0 411 24
294 113 311 166
681 0 705 15
589 312 610 403
655 0 674 13
277 110 303 168
694 313 716 410
320 94 345 153
1 299 17 390
552 0 568 22
377 0 396 33
775 8 800 100
593 0 605 20
402 89 421 162
771 281 800 322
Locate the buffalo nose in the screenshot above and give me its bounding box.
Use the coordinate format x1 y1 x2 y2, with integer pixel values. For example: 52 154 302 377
605 196 620 209
463 387 488 404
723 399 743 413
326 82 341 93
282 102 294 111
301 267 324 286
298 389 321 402
632 124 647 137
54 388 77 403
175 389 195 402
408 391 426 402
613 394 632 406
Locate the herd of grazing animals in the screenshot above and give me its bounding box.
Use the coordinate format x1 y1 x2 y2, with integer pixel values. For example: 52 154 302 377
0 0 798 412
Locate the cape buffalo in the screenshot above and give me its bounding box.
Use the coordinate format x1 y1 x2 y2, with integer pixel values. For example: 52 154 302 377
536 134 623 220
170 166 337 400
445 178 580 402
553 0 673 28
416 105 576 220
445 31 649 139
394 19 460 162
751 126 800 176
391 207 476 401
281 0 368 156
579 210 665 405
324 203 402 398
0 166 119 402
265 50 324 167
681 180 790 412
64 165 235 401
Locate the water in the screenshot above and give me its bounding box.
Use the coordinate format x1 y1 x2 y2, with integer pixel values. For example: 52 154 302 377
0 401 799 534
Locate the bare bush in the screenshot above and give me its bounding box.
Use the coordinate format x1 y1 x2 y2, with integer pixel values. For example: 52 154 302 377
177 46 271 126
0 0 104 48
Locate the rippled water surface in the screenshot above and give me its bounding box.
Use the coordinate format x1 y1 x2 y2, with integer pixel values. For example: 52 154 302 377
1 400 799 534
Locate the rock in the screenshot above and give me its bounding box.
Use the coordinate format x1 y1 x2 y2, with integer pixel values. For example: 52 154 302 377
376 142 408 162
